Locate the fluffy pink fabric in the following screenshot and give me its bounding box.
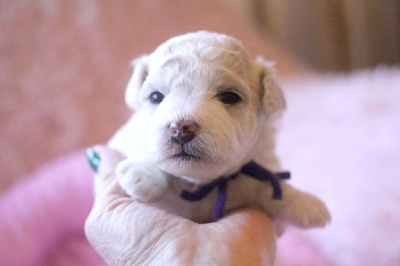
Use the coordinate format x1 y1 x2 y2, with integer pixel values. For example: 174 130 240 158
278 67 400 265
0 150 104 266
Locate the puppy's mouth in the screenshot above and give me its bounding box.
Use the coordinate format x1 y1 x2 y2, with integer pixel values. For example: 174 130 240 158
171 151 201 162
165 137 205 163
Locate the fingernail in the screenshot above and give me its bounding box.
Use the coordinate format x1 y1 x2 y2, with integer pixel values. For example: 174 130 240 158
86 148 101 172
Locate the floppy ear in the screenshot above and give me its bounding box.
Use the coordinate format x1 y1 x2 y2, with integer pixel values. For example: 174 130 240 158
125 55 150 110
256 57 286 117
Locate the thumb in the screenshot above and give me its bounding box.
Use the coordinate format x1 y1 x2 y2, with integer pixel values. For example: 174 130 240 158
87 145 125 176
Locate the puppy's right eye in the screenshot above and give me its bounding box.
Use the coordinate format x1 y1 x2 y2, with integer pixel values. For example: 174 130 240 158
149 91 165 104
217 91 242 105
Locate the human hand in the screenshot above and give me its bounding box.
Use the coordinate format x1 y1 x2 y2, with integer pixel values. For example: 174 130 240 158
85 146 276 265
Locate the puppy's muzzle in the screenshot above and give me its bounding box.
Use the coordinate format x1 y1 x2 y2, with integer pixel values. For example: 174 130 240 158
169 120 199 145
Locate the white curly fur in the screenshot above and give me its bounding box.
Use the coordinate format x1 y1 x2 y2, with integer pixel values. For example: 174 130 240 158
109 31 331 227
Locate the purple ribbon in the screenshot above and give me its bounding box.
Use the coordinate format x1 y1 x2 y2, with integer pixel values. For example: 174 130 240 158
180 161 290 219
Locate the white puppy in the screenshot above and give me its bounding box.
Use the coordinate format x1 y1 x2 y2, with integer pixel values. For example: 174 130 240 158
109 31 330 228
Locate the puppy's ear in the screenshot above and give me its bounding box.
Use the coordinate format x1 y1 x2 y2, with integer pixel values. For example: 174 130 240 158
256 57 286 117
125 55 150 110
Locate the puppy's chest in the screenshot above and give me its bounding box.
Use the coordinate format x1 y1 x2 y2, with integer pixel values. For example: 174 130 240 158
151 175 268 223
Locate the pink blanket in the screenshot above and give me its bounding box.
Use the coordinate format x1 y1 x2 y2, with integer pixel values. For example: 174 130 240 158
0 150 104 265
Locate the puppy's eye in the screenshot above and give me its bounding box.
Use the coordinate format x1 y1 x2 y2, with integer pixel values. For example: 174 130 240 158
217 91 242 105
149 91 165 104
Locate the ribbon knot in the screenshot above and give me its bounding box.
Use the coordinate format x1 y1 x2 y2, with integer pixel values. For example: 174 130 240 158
180 161 290 219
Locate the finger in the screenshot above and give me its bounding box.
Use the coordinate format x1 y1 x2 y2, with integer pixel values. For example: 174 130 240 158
91 145 125 176
88 146 126 202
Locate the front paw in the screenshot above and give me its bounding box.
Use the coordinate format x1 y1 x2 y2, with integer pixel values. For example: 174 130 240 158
285 193 331 229
115 159 168 202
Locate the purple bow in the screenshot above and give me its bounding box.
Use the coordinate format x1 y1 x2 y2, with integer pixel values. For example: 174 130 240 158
180 161 290 219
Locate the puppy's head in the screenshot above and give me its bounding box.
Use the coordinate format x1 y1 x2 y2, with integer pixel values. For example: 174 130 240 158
125 31 285 182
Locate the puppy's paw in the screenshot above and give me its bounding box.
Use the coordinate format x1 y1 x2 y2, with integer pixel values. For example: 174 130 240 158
285 193 331 229
115 159 168 202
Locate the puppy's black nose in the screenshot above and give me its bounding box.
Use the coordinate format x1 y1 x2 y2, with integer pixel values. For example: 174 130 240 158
169 121 198 144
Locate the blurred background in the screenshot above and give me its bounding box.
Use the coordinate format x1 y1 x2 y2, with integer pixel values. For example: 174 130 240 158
1 0 399 190
229 0 400 71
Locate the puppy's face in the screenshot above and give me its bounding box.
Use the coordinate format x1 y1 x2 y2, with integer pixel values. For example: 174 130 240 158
125 32 285 183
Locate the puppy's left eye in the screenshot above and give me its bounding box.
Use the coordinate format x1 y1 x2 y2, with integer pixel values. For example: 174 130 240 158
217 91 242 105
149 91 165 104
